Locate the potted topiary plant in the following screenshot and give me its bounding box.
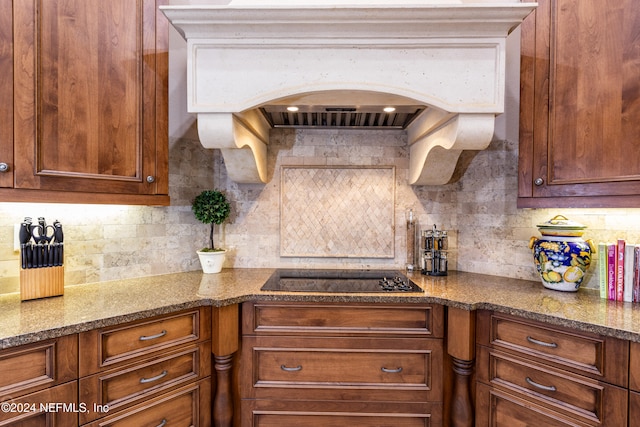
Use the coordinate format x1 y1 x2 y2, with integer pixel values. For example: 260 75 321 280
192 189 231 273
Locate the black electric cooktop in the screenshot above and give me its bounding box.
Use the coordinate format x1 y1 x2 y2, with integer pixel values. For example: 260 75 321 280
260 269 423 293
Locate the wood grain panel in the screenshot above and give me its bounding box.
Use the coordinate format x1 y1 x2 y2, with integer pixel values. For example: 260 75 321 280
244 399 441 427
549 0 640 184
12 0 168 196
79 308 210 376
0 381 78 426
79 342 210 424
477 310 628 387
82 379 211 427
0 334 77 399
519 0 640 206
0 0 12 188
244 302 444 338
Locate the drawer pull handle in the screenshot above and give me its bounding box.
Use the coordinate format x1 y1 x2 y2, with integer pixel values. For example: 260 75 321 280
525 376 557 392
526 335 557 348
381 367 403 373
280 364 302 372
140 370 168 384
139 330 167 341
156 419 167 427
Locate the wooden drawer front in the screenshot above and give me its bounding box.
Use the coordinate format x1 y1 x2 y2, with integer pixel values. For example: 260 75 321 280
244 302 444 337
79 342 210 423
80 308 210 375
243 336 442 402
257 349 429 387
478 347 628 425
243 399 442 427
476 382 597 427
481 312 628 384
253 413 433 427
0 381 78 426
82 379 211 427
0 334 77 399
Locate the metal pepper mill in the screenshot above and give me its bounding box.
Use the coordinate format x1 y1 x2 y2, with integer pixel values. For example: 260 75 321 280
421 224 448 276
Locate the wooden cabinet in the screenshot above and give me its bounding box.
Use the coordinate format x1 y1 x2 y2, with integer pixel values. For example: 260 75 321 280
240 301 445 426
518 0 640 208
0 0 169 205
0 0 12 190
0 334 79 426
78 307 212 426
475 310 628 426
628 342 640 424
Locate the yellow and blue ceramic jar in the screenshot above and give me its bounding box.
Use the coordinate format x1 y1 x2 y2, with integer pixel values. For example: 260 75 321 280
529 215 595 292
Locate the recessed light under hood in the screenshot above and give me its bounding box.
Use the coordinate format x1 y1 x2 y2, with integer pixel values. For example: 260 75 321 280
161 0 537 185
261 105 425 129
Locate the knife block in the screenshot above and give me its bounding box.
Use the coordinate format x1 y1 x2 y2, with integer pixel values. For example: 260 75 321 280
20 266 64 301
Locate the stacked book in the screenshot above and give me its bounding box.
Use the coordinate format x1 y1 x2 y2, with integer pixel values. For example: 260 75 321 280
599 240 640 302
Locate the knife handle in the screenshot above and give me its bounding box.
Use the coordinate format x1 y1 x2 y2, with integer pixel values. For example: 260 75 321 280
21 244 26 269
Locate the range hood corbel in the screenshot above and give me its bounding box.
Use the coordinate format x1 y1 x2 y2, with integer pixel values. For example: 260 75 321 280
162 1 537 185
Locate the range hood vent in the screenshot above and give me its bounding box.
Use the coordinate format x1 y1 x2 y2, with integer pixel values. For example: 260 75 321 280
161 1 537 185
260 106 425 129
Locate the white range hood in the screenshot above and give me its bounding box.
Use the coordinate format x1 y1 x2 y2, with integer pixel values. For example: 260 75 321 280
161 0 537 184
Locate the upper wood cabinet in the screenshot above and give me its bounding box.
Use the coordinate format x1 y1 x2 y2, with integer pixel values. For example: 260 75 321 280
0 0 13 190
518 0 640 208
0 0 169 205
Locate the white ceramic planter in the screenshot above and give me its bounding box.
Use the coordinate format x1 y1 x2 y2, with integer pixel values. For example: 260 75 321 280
196 249 226 274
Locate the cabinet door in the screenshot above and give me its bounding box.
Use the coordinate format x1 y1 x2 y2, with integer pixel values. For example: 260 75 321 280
12 0 168 197
0 0 12 188
518 0 640 208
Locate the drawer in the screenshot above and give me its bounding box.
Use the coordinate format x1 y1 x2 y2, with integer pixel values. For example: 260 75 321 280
79 342 211 424
476 346 627 425
476 382 597 427
476 311 628 386
243 302 444 337
79 307 211 376
0 334 77 399
243 399 441 427
242 336 442 402
82 379 211 427
0 381 78 426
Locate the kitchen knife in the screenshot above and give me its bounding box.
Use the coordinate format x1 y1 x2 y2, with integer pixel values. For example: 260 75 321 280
19 219 31 269
53 220 64 266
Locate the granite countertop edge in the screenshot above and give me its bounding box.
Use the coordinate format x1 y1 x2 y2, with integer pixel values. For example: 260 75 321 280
2 268 639 349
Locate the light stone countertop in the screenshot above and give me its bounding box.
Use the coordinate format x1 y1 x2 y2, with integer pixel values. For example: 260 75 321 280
2 268 640 349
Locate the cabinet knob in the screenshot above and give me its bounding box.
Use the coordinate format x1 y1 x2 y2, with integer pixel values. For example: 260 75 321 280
146 175 155 183
534 177 544 186
0 162 8 172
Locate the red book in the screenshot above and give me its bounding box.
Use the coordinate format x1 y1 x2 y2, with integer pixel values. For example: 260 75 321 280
608 244 617 300
617 240 626 301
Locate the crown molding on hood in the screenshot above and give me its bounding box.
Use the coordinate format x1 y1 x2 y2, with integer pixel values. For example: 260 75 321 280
162 1 537 185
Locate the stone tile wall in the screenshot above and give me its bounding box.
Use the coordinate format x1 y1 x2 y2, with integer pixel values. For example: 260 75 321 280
2 129 640 294
0 137 214 294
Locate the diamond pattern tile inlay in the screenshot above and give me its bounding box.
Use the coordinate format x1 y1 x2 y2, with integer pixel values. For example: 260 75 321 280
281 166 395 258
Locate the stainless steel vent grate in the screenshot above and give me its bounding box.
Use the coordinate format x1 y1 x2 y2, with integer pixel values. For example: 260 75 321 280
260 106 425 129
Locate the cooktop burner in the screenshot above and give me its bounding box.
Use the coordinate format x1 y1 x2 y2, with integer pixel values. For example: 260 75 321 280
260 269 423 293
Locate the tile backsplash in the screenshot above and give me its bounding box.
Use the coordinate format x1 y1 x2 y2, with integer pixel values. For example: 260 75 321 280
1 129 640 294
0 137 214 294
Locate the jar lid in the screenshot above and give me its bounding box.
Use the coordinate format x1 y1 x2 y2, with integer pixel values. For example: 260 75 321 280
536 215 587 237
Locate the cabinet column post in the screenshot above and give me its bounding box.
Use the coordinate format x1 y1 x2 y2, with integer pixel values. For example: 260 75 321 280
212 304 239 427
447 307 476 427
